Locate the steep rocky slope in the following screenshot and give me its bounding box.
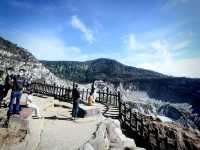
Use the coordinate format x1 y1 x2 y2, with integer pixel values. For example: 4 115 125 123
41 58 166 83
0 36 70 86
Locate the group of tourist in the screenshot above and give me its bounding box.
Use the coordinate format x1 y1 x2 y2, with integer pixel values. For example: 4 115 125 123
0 67 41 118
0 67 96 120
72 84 95 120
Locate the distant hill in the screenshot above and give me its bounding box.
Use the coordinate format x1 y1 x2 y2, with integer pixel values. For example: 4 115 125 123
41 58 166 83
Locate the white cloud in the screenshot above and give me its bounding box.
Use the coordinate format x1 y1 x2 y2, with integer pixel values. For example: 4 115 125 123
123 33 144 50
151 39 172 61
127 34 137 50
70 15 94 44
10 32 91 61
119 30 199 78
135 38 199 78
1 29 109 61
137 57 200 78
173 39 190 50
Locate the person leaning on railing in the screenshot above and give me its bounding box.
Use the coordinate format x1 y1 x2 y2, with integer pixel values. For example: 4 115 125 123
88 92 95 106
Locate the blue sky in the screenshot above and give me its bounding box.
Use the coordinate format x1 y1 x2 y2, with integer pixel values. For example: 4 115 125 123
0 0 200 77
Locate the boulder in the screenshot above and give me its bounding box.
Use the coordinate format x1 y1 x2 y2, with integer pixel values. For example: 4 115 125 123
79 117 145 150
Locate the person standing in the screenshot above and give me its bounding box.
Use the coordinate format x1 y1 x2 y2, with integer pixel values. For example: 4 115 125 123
0 84 4 108
72 84 80 120
8 69 26 115
0 67 14 108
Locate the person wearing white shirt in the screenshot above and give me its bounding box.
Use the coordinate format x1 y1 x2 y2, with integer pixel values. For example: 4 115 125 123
26 90 41 118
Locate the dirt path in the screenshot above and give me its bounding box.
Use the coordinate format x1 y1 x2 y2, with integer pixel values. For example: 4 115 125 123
1 95 106 150
37 101 104 150
37 102 102 150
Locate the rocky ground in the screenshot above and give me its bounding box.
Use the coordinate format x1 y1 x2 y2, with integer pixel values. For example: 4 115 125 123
0 94 143 150
80 118 145 150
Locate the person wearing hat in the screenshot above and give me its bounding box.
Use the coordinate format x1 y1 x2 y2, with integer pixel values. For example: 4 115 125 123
8 68 26 115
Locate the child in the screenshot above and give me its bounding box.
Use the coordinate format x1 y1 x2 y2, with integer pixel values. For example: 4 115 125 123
26 90 42 118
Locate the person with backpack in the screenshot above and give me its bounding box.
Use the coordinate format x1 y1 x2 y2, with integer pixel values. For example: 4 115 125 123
72 84 80 120
8 68 26 115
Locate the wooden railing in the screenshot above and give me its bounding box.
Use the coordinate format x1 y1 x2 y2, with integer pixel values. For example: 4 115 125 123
29 82 120 107
29 82 91 103
95 88 120 108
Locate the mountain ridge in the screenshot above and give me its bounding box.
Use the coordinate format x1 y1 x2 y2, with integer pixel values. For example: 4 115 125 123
41 58 167 83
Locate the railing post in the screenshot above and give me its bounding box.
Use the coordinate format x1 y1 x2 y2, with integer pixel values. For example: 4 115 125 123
55 85 57 99
98 90 101 103
61 86 64 101
129 109 132 127
91 80 95 94
102 90 105 103
72 82 75 90
63 88 67 101
53 83 56 98
58 85 61 100
118 91 121 120
82 89 84 101
86 89 89 101
43 81 46 94
106 88 109 104
135 113 138 132
67 87 70 101
109 91 112 105
124 102 127 122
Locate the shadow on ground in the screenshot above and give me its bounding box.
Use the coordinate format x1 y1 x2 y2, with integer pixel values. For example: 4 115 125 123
43 115 73 121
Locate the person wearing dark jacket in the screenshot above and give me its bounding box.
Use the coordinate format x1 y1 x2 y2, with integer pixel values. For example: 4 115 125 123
8 69 26 115
0 84 4 108
0 67 14 108
72 84 80 120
